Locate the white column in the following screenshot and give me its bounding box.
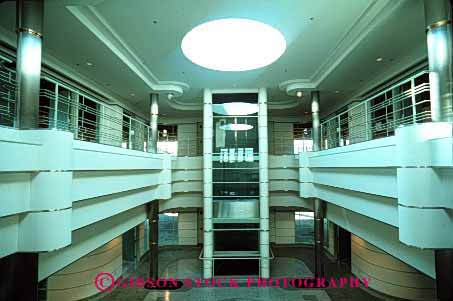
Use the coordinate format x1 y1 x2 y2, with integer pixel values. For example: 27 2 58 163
202 88 213 278
311 91 324 277
15 0 44 129
311 91 320 151
149 94 158 153
258 88 270 278
424 0 453 122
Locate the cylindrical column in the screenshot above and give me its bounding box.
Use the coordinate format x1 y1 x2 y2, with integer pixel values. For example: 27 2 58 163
147 201 159 279
314 198 324 277
311 91 320 151
202 88 213 278
149 93 158 153
258 88 270 278
0 253 39 301
311 90 324 277
435 249 453 301
424 3 453 300
424 0 453 122
15 0 44 129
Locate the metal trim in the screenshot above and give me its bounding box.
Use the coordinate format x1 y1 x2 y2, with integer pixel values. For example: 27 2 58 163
16 27 43 38
426 19 453 32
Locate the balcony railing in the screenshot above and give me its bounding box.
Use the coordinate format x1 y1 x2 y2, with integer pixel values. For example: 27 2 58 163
0 67 153 152
157 134 201 157
320 70 431 150
0 68 16 127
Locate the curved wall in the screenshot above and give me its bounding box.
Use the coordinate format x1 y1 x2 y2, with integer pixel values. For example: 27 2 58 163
351 235 435 301
46 236 122 301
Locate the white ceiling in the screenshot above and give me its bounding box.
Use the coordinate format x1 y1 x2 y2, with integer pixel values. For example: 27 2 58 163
0 0 427 120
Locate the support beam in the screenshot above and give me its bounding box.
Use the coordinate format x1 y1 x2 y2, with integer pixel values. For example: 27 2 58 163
258 88 270 278
424 2 453 299
311 91 324 277
202 88 213 278
149 94 159 153
311 91 320 152
0 253 38 301
435 250 453 301
15 0 44 129
424 0 453 122
147 201 159 279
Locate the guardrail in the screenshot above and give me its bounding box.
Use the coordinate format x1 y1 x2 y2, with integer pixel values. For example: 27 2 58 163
320 70 431 150
0 68 16 127
0 67 152 152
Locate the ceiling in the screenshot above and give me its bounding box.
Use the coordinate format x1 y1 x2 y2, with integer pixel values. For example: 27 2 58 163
0 0 427 120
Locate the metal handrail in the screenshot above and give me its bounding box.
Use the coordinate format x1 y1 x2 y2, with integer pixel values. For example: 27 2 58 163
0 67 154 152
320 70 431 150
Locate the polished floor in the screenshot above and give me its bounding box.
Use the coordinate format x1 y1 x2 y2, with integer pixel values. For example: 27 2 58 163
88 246 402 301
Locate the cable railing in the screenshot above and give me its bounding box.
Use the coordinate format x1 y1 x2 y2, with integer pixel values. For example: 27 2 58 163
320 70 431 150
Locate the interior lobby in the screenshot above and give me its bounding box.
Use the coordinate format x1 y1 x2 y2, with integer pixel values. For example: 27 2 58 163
0 0 452 300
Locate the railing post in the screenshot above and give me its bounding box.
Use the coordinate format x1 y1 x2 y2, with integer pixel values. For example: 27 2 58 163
364 101 370 140
53 84 59 129
337 115 341 147
128 118 132 150
319 124 323 150
411 78 417 124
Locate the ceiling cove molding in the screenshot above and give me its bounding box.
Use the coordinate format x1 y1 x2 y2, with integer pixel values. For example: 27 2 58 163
67 5 190 97
268 99 303 110
167 97 202 111
279 0 402 95
0 26 147 120
165 97 303 111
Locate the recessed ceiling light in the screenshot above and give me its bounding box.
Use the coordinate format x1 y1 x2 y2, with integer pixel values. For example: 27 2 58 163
296 91 303 98
130 93 135 97
335 90 340 94
86 62 93 66
305 111 309 114
181 18 286 71
376 57 383 62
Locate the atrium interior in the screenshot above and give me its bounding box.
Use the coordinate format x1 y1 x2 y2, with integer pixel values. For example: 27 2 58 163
0 1 452 301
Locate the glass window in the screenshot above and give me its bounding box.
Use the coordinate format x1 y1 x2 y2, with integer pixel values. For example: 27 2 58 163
56 85 77 131
295 211 314 244
39 78 56 129
78 96 99 142
159 213 178 246
157 124 178 155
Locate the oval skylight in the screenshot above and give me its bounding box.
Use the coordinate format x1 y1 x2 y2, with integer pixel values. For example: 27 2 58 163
220 123 254 131
181 18 286 72
213 102 258 116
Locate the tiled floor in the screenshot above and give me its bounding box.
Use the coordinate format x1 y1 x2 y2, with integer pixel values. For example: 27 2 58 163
89 245 402 301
